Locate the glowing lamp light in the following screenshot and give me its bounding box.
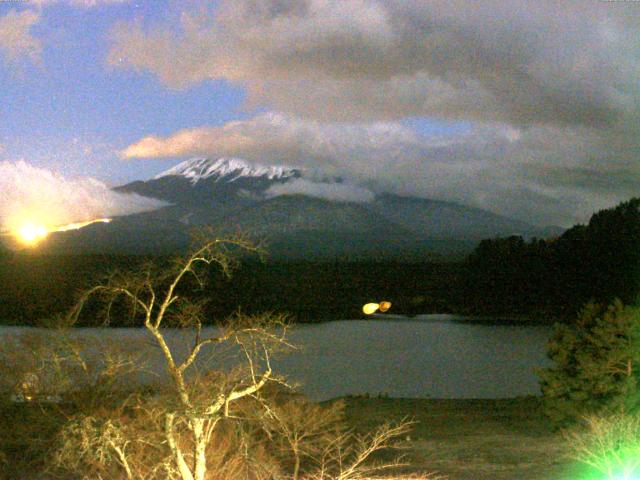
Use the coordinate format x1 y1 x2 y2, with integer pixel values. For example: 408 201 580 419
574 442 640 480
363 303 380 315
363 301 392 315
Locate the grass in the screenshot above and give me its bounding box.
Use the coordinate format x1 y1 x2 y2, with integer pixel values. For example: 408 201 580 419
339 396 586 480
1 396 592 479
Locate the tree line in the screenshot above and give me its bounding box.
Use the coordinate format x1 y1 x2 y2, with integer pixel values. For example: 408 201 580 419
459 197 640 319
0 252 460 326
2 197 640 325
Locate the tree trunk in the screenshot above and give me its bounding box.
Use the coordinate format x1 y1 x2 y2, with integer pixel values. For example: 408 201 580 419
166 413 195 480
293 450 301 480
192 417 208 480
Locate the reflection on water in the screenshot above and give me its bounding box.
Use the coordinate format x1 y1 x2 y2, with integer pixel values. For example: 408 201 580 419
0 315 552 401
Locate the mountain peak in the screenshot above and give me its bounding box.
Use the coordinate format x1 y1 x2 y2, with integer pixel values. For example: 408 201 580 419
154 158 299 184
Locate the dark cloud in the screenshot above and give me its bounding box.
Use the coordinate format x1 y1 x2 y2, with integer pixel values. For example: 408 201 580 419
109 0 640 126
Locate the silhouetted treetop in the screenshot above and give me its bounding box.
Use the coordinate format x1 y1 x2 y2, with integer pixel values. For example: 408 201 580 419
462 197 640 318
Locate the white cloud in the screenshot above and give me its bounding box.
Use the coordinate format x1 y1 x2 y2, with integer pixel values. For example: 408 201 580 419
123 113 640 226
266 178 374 203
122 113 426 174
0 1 130 65
109 0 640 127
0 10 41 64
0 160 167 234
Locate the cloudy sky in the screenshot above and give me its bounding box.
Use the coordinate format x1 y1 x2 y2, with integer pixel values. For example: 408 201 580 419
1 0 639 227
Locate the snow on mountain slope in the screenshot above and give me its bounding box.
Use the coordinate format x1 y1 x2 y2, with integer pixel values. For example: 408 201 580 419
154 158 299 184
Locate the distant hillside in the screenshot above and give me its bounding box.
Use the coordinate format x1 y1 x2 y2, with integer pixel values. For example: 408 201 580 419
43 157 561 259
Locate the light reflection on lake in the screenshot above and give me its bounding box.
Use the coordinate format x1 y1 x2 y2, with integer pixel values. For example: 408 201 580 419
0 315 553 401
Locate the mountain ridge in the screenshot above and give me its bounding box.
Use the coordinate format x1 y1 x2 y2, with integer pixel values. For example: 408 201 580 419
154 157 300 184
58 157 563 258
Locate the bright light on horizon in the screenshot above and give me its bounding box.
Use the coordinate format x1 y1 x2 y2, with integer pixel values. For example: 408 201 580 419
11 217 112 247
55 218 112 232
17 222 48 246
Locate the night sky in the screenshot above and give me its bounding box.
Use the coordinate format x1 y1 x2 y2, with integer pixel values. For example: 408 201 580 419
1 0 639 230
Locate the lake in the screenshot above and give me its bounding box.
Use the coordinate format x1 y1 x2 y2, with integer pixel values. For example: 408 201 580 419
0 315 553 401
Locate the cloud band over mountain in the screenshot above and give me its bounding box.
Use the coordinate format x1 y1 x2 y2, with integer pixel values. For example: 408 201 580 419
266 178 375 204
123 112 640 227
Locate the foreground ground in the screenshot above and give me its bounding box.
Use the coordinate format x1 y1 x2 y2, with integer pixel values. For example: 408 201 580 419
341 396 584 480
1 396 589 479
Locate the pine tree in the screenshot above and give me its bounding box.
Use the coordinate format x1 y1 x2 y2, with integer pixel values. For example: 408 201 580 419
538 300 640 426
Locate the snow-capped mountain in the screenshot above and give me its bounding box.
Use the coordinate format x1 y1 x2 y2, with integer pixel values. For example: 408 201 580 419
154 158 299 184
49 158 563 258
116 157 302 208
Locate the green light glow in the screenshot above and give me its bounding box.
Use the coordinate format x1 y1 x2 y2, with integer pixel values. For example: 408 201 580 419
566 414 640 480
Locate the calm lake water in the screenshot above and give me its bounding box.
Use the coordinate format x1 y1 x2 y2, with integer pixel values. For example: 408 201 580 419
0 315 553 401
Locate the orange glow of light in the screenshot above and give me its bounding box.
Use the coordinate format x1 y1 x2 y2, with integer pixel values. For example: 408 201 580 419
13 217 112 247
55 218 111 232
16 222 49 246
363 301 392 315
379 301 392 312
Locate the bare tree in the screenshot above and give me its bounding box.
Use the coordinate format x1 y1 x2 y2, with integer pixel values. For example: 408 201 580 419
0 329 147 410
312 418 416 480
255 394 441 480
41 234 441 480
0 328 149 479
258 396 346 479
65 235 291 480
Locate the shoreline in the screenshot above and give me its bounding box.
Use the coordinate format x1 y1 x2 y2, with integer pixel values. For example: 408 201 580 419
0 311 563 328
